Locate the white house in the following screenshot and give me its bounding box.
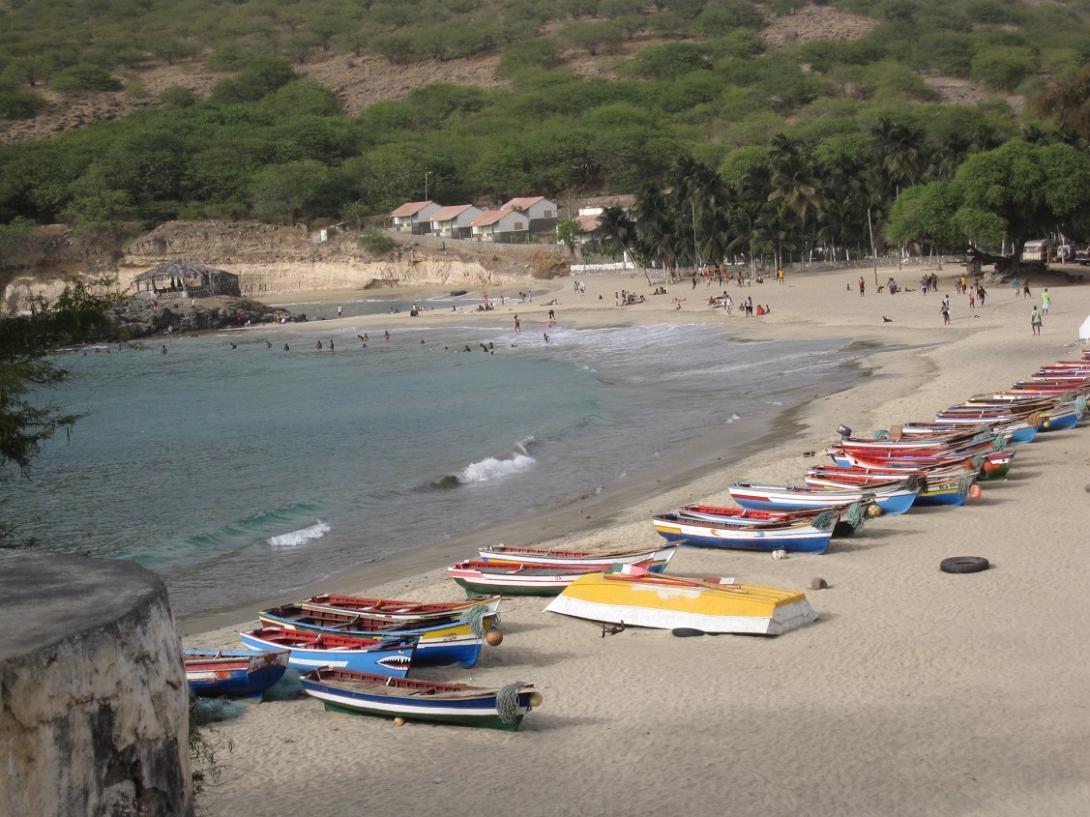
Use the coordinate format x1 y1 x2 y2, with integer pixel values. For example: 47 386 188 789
390 200 441 233
501 196 557 230
471 208 529 242
429 204 483 239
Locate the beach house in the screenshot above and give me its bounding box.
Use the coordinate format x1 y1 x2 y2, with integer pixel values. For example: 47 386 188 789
471 208 529 242
390 201 441 234
501 196 558 234
429 204 483 239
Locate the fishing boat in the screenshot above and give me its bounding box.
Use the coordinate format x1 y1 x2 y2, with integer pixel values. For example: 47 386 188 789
727 481 918 515
301 668 541 731
184 648 289 697
898 420 1037 445
299 593 501 623
258 604 492 668
545 568 817 636
651 513 834 553
448 560 620 596
238 628 415 676
677 502 871 535
478 543 676 571
833 447 1012 481
808 469 971 506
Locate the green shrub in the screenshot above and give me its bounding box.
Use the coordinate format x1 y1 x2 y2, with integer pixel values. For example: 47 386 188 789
49 64 122 93
970 46 1037 91
630 43 709 80
209 59 296 104
497 39 563 77
358 227 396 254
0 86 44 119
158 86 196 108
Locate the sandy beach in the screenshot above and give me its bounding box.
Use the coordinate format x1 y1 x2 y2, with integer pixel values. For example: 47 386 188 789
188 261 1090 817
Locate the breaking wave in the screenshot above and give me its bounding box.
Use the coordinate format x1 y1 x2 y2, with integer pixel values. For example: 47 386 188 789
267 520 331 547
428 437 537 488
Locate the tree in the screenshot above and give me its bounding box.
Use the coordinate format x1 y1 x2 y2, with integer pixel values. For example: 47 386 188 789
249 159 332 224
555 218 581 256
0 280 120 477
49 64 122 93
595 205 637 260
884 181 960 255
1036 65 1090 141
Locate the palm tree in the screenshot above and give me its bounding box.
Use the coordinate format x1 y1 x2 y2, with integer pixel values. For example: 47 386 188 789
872 117 924 197
668 155 726 272
595 205 637 261
767 135 824 263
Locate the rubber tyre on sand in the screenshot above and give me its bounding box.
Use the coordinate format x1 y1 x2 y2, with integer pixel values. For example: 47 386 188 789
940 556 990 574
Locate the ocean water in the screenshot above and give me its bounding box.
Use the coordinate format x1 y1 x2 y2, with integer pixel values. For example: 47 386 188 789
4 318 863 617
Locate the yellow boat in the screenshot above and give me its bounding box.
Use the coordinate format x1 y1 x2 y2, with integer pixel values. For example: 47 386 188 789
545 571 816 636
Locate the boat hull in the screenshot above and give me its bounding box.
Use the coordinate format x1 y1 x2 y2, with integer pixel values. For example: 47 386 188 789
731 488 915 516
302 680 534 731
545 573 817 636
478 545 675 572
652 518 831 554
238 633 414 676
184 650 289 697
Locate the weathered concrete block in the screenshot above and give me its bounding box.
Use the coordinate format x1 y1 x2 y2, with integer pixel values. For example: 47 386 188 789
0 552 191 817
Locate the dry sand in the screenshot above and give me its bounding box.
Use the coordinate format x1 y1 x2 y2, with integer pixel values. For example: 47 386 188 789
189 262 1090 817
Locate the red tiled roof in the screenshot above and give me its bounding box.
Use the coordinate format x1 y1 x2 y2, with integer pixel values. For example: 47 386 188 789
502 196 545 211
472 209 512 228
577 215 601 232
430 204 476 222
390 200 435 218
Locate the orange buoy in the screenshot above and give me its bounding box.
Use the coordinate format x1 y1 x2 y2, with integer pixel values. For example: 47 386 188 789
485 629 504 646
969 484 983 501
394 717 406 727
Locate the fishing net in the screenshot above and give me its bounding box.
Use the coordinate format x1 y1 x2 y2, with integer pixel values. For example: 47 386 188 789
496 681 525 725
972 454 985 471
873 429 890 440
460 604 489 638
846 501 866 529
189 697 246 725
811 510 836 531
1076 395 1088 414
972 431 990 444
263 668 305 701
957 475 973 497
991 434 1005 452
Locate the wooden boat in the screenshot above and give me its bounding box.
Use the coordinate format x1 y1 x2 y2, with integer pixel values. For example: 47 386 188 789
898 420 1037 445
258 604 492 668
184 648 288 697
478 543 676 571
238 628 415 676
545 569 817 636
447 560 619 596
651 513 834 554
810 471 971 506
299 593 501 623
832 447 1012 481
727 481 918 515
301 668 541 731
677 503 872 536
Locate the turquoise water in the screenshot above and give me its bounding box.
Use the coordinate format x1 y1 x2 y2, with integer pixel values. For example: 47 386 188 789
4 318 861 616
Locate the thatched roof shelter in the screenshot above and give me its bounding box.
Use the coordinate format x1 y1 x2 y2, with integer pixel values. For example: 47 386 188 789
133 260 240 297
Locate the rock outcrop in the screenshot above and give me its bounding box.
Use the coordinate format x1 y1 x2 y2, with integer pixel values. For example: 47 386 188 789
0 552 192 817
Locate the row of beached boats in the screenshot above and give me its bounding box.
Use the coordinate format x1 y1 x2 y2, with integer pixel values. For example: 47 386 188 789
184 351 1090 729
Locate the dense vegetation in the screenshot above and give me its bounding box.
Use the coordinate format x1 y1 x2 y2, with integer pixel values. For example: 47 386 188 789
2 0 1090 260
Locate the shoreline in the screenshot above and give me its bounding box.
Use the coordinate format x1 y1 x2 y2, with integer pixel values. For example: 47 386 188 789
177 333 874 635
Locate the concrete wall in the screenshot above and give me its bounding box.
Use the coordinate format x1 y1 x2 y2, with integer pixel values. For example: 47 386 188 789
0 552 192 817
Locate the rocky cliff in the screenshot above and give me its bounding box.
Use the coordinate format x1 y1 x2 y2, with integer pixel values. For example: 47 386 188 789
0 552 192 817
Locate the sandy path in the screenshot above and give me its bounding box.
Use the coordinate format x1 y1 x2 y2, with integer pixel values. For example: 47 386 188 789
191 263 1090 817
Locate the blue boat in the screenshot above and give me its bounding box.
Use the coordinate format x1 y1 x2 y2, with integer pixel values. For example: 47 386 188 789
239 628 415 676
1041 408 1080 431
184 648 289 697
728 482 918 516
652 513 833 554
257 604 489 668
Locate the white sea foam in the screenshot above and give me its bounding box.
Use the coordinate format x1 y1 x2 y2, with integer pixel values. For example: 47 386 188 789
459 453 536 483
267 520 330 547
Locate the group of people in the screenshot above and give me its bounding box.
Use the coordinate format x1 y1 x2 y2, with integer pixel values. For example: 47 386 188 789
615 290 646 306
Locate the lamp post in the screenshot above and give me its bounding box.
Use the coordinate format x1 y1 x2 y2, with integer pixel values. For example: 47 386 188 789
424 171 432 201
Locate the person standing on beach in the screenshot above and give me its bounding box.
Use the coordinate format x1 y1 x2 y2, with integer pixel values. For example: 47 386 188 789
1041 288 1051 315
513 314 521 334
969 287 975 309
384 330 390 341
1031 306 1043 335
1023 279 1031 298
337 305 342 318
941 298 950 325
777 267 785 285
858 276 865 296
724 293 733 314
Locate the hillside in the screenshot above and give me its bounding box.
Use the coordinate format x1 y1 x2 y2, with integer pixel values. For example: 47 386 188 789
2 0 1090 266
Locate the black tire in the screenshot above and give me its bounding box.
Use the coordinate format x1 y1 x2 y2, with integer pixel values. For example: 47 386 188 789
671 627 706 638
940 556 990 574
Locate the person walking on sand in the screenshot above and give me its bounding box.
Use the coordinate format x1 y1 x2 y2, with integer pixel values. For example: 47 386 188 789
1023 279 1031 299
513 314 521 334
1041 288 1051 315
940 299 950 325
724 293 733 315
858 276 865 296
969 287 975 309
337 305 342 318
1031 305 1043 335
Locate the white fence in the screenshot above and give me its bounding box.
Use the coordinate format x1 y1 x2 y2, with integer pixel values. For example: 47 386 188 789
570 261 637 273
